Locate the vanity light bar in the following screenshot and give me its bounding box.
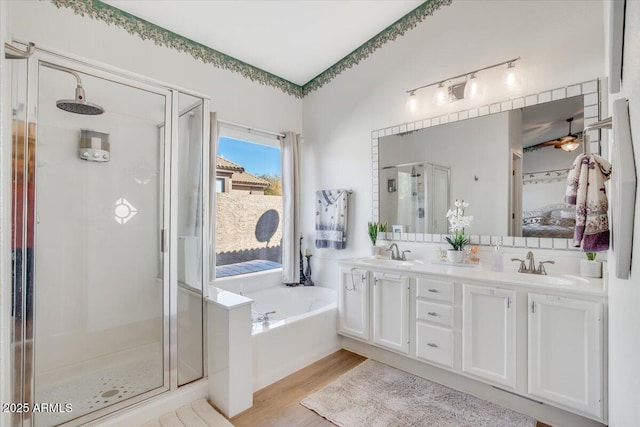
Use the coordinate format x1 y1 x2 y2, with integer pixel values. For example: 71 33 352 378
405 57 521 95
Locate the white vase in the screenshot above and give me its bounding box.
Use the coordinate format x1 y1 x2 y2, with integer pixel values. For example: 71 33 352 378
447 249 464 264
371 245 379 258
580 260 602 278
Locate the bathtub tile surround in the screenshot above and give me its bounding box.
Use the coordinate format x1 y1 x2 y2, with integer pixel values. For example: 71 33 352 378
241 285 340 391
211 271 341 396
301 359 537 427
338 256 607 427
207 287 253 418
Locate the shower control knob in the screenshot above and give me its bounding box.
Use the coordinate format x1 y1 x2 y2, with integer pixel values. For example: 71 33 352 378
93 152 100 158
82 151 89 157
103 154 108 160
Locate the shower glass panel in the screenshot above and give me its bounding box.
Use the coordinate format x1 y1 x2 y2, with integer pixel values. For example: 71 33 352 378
176 93 205 386
31 63 168 426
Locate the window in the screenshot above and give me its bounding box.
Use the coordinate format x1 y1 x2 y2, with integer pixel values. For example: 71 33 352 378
215 132 282 278
215 178 225 193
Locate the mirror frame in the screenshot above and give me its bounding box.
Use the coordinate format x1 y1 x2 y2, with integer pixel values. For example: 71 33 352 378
371 79 602 250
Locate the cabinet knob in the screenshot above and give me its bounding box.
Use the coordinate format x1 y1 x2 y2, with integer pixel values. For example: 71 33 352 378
428 288 439 293
427 312 438 316
427 343 438 348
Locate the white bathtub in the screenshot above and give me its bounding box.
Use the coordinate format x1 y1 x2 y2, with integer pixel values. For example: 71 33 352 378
244 285 340 391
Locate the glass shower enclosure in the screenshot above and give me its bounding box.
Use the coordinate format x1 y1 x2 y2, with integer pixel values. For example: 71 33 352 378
10 48 209 426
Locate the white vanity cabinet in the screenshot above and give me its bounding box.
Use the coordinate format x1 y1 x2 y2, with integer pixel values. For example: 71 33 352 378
338 267 370 341
337 259 607 424
415 277 455 368
528 293 603 419
462 284 517 388
372 272 410 354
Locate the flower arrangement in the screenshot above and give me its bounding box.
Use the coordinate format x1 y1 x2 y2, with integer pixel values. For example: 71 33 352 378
445 200 473 251
585 252 597 261
367 221 388 246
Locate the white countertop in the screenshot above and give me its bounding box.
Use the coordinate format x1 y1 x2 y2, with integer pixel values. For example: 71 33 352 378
206 286 254 310
339 257 607 297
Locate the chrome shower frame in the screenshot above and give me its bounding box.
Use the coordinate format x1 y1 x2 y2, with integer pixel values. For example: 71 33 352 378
9 44 210 427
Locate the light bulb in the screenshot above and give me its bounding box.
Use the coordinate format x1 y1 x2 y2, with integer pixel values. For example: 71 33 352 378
503 62 523 91
561 141 580 152
433 82 448 106
464 73 483 100
406 91 418 114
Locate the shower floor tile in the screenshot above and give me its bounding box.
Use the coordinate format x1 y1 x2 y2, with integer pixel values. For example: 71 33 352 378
34 355 163 426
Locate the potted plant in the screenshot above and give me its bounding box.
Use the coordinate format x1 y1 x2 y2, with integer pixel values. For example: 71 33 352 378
367 221 388 257
580 251 602 278
444 200 473 264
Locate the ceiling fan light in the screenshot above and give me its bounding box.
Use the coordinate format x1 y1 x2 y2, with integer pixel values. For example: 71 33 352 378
561 141 580 152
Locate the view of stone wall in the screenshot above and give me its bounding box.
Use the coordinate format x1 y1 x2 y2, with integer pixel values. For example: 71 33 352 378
215 193 283 265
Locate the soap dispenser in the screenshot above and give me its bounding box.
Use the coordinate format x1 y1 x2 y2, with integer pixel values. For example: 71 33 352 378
492 241 504 272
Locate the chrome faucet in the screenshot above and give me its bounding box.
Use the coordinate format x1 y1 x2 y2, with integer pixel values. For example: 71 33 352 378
387 243 400 260
511 251 555 275
386 243 411 261
526 251 536 273
257 310 276 326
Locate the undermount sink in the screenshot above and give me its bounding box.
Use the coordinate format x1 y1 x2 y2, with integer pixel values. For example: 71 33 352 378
361 258 423 268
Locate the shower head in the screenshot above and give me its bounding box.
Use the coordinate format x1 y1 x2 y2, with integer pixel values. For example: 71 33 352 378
44 62 105 115
56 85 105 115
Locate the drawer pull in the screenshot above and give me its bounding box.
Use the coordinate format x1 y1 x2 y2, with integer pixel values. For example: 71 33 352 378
427 311 438 316
428 288 439 293
427 343 438 348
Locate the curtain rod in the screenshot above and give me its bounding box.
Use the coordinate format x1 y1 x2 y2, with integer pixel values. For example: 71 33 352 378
217 119 285 139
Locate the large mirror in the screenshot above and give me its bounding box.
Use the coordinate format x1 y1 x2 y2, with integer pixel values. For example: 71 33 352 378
373 80 601 245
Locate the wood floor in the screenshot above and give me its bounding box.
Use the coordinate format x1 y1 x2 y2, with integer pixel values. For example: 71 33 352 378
229 349 552 427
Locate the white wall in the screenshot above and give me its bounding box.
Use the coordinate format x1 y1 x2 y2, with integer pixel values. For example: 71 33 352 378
379 111 512 236
7 1 302 134
522 147 581 212
607 1 640 425
1 0 302 420
301 0 605 289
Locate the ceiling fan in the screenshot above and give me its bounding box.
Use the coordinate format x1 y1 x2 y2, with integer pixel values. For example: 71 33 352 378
531 117 583 152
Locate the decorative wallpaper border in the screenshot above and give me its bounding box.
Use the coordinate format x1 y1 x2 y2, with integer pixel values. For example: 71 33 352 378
50 0 452 98
52 0 304 97
301 0 452 96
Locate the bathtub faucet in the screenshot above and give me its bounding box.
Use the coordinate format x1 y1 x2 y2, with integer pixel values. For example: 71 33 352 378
258 310 276 326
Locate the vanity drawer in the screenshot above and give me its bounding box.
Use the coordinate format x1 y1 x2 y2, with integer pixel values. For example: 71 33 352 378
416 300 454 327
416 278 454 303
416 322 454 368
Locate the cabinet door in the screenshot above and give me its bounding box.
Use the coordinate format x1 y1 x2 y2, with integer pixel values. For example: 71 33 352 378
372 272 410 354
338 267 370 341
528 294 602 418
462 284 516 388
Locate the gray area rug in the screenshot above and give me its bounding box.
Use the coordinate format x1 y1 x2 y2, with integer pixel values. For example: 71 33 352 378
300 359 536 427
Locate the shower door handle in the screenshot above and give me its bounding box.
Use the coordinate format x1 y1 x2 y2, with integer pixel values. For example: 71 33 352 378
160 229 167 253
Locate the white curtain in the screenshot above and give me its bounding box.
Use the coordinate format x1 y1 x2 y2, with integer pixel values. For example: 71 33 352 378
281 132 301 284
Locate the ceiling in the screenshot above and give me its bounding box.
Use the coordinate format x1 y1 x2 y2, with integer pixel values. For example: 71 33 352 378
522 96 585 148
102 0 423 86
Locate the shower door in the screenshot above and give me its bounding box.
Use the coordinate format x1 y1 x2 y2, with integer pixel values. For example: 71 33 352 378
19 56 171 426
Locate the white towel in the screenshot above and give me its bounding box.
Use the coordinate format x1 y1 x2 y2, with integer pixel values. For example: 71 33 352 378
565 153 612 251
315 189 349 249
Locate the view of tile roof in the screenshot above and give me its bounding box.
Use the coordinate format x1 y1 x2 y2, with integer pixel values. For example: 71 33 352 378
216 156 269 188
